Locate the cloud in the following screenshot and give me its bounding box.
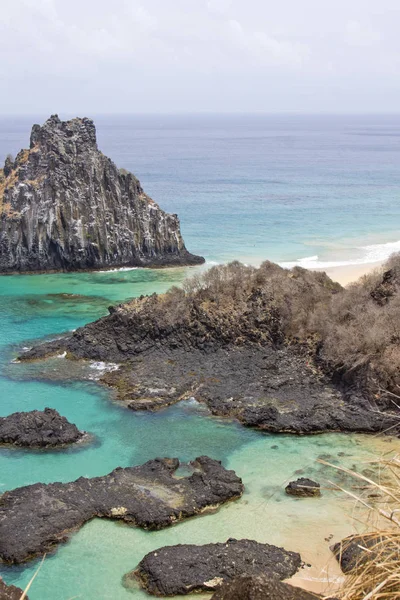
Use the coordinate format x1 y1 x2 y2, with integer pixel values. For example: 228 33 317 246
0 0 399 113
345 20 382 46
207 0 232 14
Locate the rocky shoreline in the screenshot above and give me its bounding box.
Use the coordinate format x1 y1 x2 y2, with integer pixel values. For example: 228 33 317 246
19 260 400 435
0 456 243 564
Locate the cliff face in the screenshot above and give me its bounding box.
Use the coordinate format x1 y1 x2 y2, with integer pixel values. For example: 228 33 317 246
0 115 204 273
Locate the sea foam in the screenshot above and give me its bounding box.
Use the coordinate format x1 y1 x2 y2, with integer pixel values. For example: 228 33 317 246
280 238 400 270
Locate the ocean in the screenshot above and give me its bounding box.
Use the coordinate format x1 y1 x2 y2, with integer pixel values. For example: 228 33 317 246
0 114 399 599
2 113 400 268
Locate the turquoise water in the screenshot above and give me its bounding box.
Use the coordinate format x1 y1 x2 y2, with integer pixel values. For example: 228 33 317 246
0 115 400 598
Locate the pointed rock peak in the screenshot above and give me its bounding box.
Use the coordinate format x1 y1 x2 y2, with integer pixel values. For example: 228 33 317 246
30 115 97 151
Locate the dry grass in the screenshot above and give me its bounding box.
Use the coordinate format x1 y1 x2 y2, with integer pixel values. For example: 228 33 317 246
322 454 400 599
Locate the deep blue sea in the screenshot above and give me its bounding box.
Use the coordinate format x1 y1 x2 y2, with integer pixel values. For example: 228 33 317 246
0 115 399 599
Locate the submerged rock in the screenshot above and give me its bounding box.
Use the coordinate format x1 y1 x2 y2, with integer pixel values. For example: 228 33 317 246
0 577 27 600
0 115 204 273
210 576 321 600
285 478 321 498
0 408 85 448
0 456 243 564
130 539 302 596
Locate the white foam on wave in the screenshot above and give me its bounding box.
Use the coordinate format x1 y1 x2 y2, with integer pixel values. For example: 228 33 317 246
87 361 119 381
280 239 400 270
96 267 138 273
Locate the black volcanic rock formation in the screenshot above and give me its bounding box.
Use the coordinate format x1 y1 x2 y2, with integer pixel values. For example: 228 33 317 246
210 576 322 600
20 261 399 434
0 456 243 564
0 115 204 273
0 577 27 600
0 408 85 448
129 539 302 596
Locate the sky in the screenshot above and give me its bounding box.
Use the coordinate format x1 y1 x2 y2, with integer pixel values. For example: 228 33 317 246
1 0 400 114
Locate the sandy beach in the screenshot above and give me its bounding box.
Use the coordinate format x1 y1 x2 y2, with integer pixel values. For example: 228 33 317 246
313 260 385 286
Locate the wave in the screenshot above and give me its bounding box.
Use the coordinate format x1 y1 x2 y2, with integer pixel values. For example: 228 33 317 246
95 267 139 273
280 239 400 270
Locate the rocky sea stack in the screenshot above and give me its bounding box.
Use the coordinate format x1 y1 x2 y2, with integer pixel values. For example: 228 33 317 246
0 115 204 273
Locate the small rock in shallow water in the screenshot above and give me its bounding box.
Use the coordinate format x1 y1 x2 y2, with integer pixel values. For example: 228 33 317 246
0 408 85 448
129 539 302 596
285 478 321 497
210 576 322 600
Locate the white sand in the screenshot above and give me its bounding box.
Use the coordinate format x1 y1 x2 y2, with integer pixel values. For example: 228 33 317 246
312 260 385 286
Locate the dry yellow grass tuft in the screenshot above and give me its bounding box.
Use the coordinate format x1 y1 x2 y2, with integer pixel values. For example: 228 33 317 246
322 454 400 599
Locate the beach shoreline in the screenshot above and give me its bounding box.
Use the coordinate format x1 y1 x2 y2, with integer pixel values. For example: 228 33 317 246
311 260 384 286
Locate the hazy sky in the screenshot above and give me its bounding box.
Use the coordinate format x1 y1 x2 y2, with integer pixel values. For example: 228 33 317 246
1 0 400 114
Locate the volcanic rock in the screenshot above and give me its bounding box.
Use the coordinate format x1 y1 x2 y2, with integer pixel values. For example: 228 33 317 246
210 576 322 600
0 115 204 273
0 456 243 564
130 539 302 596
19 262 399 434
285 478 321 498
0 408 85 447
332 534 397 573
0 577 27 600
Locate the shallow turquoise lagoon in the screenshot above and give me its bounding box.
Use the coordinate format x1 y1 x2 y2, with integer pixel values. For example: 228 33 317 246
0 268 398 599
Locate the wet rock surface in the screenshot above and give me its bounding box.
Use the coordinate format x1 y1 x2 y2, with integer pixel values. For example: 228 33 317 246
0 456 243 564
0 115 204 273
210 576 322 600
0 408 85 448
285 478 321 497
0 577 27 600
21 338 398 434
130 539 302 596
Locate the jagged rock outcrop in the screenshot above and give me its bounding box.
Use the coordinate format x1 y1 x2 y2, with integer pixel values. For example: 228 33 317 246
210 576 322 600
0 456 243 564
129 539 302 596
0 115 204 273
0 577 27 600
0 408 85 448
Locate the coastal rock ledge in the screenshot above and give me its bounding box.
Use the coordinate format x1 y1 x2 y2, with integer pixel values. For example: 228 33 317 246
0 456 243 564
0 408 85 448
0 115 204 273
